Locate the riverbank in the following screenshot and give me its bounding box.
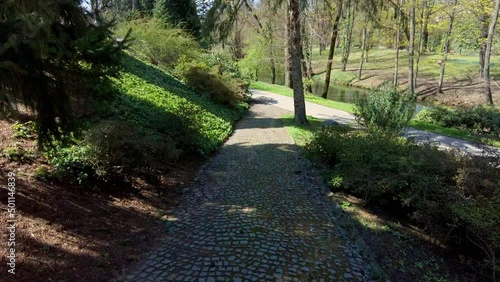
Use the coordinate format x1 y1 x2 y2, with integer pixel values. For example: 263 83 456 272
309 49 500 108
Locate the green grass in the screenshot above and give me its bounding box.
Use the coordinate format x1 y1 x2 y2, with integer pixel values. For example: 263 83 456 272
310 48 500 81
250 81 356 113
280 114 323 147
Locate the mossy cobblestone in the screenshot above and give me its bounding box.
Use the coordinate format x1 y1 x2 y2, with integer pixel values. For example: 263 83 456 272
118 97 373 281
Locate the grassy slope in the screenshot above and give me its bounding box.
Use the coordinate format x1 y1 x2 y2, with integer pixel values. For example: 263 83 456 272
253 81 499 148
106 54 246 155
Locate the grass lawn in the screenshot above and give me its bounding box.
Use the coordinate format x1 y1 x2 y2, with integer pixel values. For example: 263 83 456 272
310 48 500 81
280 114 323 147
254 81 500 148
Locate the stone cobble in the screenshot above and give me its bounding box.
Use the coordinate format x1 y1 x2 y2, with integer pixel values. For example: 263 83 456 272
118 98 372 281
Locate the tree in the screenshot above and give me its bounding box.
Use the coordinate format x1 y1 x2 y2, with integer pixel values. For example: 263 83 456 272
154 0 202 38
408 0 415 94
357 20 368 80
0 0 126 143
288 0 307 123
322 0 343 98
483 0 500 105
436 0 458 94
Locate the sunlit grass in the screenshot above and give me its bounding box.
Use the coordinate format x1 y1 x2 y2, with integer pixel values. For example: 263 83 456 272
280 114 323 147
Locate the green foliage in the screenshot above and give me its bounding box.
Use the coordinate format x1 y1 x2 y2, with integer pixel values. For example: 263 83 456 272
201 52 243 80
84 119 179 177
416 106 500 138
2 143 37 163
153 0 201 37
355 86 415 134
41 54 245 187
174 57 247 109
12 121 37 139
115 17 200 71
306 126 499 277
0 1 127 143
44 143 96 186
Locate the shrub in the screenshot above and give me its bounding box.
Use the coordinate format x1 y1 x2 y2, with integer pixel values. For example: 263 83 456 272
174 58 246 109
355 85 415 134
416 106 500 137
12 121 37 139
115 18 200 71
306 126 499 278
84 119 179 177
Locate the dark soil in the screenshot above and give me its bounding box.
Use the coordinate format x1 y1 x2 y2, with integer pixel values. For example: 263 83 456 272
0 119 204 281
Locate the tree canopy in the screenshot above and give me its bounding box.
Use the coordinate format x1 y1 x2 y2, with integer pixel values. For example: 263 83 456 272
0 0 127 142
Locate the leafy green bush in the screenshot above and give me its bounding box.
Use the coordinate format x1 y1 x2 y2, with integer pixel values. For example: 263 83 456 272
115 17 201 71
306 126 499 279
12 121 37 139
84 119 179 177
174 58 246 109
416 106 500 137
355 86 415 134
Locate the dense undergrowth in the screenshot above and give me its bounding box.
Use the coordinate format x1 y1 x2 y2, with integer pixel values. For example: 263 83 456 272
5 16 250 188
300 87 500 280
36 53 247 187
416 106 500 139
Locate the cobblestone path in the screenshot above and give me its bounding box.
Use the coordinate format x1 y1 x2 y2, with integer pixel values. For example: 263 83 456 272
119 98 371 281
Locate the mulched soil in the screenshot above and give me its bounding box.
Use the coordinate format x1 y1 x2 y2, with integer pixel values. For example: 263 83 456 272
0 118 203 282
332 193 490 282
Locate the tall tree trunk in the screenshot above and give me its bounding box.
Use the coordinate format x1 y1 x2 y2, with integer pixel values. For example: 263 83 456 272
358 24 367 80
483 0 500 105
394 20 401 87
234 16 243 59
421 0 432 52
414 0 427 89
408 0 415 94
479 14 489 78
285 9 293 88
301 15 313 93
341 0 355 72
436 0 457 94
322 0 343 99
289 0 307 123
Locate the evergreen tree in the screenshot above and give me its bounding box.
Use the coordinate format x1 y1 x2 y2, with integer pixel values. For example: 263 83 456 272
0 0 127 143
154 0 201 38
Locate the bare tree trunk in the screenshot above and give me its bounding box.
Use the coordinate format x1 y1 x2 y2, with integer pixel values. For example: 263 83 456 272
358 24 367 80
285 9 293 88
414 0 428 89
289 0 307 123
301 15 313 93
480 14 489 78
408 0 415 94
437 0 457 94
483 0 500 105
394 20 401 87
322 0 343 98
341 0 355 72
